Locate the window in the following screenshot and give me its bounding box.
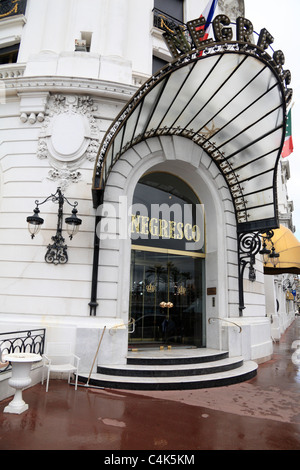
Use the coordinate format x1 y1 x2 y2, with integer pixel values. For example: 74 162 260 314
81 32 92 52
152 55 168 74
0 44 19 65
152 0 184 72
154 0 184 22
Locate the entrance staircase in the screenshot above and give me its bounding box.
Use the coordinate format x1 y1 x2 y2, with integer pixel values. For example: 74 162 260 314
78 348 258 391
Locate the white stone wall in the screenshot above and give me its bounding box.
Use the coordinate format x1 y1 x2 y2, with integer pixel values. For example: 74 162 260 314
0 0 277 371
0 82 135 326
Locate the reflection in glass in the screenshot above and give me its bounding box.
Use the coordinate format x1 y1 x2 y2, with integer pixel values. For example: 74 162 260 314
129 250 205 347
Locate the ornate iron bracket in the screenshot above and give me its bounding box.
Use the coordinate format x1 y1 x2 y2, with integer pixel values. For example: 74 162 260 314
238 230 277 315
27 188 82 264
238 231 261 315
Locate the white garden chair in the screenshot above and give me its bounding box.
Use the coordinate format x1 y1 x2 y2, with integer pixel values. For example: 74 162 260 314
42 342 80 391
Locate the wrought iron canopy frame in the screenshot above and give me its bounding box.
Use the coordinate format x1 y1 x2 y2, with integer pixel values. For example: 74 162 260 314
93 40 289 235
91 31 291 317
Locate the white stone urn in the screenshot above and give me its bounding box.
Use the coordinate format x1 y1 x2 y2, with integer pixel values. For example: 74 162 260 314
3 353 42 414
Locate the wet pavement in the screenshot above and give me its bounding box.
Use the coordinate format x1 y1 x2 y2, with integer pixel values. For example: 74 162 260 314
1 318 300 451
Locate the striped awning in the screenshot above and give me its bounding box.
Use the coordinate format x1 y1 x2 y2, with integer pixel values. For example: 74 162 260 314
93 41 289 233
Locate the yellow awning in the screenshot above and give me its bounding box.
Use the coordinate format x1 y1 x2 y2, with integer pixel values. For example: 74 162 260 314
263 225 300 275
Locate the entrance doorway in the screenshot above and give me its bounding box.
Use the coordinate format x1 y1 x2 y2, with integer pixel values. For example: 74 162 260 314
129 171 206 348
129 248 205 347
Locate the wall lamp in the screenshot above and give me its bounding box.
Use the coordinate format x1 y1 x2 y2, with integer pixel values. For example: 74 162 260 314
260 230 280 268
26 188 82 265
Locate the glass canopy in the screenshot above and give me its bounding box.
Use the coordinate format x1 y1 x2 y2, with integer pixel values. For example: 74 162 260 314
93 42 289 233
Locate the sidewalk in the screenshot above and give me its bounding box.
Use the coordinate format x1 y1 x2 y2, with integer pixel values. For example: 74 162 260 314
1 318 300 450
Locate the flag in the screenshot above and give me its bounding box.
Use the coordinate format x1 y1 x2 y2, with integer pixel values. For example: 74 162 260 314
196 0 218 55
201 0 218 30
282 109 294 158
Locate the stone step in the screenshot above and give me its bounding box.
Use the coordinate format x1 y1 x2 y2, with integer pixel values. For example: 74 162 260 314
97 356 244 377
78 348 258 391
126 348 229 366
78 361 258 391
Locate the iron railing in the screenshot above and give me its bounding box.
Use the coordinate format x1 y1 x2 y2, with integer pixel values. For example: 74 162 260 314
0 329 45 374
0 0 27 20
153 8 190 39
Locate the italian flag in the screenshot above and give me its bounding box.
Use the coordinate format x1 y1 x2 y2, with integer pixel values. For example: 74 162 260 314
282 109 294 158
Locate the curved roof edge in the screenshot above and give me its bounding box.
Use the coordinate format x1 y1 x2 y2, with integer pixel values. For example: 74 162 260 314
93 40 291 233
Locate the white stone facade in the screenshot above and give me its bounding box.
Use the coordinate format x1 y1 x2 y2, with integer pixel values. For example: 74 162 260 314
0 0 296 391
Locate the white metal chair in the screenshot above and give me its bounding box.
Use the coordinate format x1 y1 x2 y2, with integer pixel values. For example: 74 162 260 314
42 342 80 391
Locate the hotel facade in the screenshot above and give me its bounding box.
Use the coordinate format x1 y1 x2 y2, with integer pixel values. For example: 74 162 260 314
0 0 299 393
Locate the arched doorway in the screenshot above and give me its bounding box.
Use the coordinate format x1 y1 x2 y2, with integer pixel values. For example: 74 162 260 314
129 171 206 348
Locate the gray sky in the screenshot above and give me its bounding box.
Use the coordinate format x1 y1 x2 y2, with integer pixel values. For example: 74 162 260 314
245 0 300 240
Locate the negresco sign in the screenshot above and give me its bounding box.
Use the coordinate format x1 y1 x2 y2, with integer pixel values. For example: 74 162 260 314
131 214 201 243
163 14 292 99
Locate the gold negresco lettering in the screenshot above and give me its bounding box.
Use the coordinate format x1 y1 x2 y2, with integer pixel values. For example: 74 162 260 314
162 15 292 104
131 215 201 243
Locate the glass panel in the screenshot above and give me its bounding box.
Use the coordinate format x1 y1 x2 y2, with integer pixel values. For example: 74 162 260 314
246 204 276 222
240 187 274 209
103 145 113 185
222 128 283 168
120 103 143 151
186 54 252 132
133 79 167 139
171 55 224 129
146 68 191 131
196 66 276 142
226 149 278 174
112 124 125 160
129 249 205 347
217 108 283 158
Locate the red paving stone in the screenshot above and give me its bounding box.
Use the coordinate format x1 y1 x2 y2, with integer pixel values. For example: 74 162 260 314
1 319 300 451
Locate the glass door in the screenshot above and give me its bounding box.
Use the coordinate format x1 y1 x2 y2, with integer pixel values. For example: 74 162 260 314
129 248 205 347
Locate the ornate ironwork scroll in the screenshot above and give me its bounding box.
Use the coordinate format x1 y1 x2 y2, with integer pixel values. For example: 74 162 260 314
0 329 45 374
238 230 278 315
238 231 262 315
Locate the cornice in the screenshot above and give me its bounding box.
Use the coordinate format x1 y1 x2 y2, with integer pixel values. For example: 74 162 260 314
3 74 138 102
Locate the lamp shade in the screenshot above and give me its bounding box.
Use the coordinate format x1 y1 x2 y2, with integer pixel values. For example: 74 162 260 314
65 208 82 239
259 243 271 265
27 208 44 239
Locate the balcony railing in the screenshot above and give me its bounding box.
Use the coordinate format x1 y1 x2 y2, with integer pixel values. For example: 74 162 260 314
0 0 27 20
0 329 45 374
153 8 187 35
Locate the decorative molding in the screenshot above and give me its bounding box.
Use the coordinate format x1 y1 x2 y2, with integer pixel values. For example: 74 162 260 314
37 93 100 188
0 63 25 79
4 74 137 98
47 165 82 191
18 91 49 123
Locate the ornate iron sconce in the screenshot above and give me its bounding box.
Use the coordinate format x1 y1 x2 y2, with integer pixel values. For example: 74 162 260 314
26 188 82 264
260 230 280 268
238 230 279 315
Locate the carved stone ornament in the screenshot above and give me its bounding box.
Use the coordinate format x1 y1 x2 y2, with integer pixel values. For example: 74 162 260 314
37 94 100 189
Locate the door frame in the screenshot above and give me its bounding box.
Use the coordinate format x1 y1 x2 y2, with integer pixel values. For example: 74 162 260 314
129 245 206 347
